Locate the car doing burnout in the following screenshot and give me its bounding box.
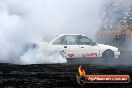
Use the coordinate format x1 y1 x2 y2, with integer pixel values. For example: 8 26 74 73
34 34 120 59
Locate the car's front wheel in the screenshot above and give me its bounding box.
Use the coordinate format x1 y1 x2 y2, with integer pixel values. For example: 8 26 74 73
102 49 114 59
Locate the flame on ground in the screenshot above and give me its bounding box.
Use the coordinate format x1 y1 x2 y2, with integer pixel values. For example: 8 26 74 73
78 65 86 76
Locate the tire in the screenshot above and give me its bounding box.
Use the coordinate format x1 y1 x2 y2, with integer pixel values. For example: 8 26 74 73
60 50 66 58
102 49 114 59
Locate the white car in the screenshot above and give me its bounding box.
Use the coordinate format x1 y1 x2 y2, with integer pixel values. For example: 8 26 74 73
34 34 120 59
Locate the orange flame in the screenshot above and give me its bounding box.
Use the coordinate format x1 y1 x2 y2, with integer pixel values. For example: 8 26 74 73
78 65 86 76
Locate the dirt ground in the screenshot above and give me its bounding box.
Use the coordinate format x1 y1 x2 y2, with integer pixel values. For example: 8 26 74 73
0 52 132 88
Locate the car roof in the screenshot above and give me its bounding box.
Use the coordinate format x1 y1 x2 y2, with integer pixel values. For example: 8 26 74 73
57 34 82 36
50 34 88 43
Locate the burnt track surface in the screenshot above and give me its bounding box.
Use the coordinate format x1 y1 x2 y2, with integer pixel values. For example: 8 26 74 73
0 63 132 88
0 51 132 88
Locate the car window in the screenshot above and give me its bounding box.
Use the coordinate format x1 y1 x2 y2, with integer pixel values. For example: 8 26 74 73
77 35 93 45
53 36 65 45
65 36 77 45
53 35 78 45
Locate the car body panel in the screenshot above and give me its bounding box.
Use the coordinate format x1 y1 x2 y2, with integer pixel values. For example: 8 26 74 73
35 34 120 59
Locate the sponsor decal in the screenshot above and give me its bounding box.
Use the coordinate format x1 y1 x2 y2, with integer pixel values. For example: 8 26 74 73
68 53 74 57
82 53 97 57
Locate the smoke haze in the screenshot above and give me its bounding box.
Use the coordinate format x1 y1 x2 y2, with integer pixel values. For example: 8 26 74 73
0 0 107 64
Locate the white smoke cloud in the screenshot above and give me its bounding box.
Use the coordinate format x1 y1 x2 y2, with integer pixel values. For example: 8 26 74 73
18 49 67 64
0 0 105 64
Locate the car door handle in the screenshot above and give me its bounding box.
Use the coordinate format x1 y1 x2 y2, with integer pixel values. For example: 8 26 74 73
64 46 67 48
81 47 84 48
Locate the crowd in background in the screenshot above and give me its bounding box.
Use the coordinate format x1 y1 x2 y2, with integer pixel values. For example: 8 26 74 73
97 0 132 45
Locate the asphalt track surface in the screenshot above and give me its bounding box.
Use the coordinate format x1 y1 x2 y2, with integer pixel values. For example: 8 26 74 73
0 51 132 88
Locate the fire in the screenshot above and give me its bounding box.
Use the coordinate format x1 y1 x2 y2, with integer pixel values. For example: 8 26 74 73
78 65 86 76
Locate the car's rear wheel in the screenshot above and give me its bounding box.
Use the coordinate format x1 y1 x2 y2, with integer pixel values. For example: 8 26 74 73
102 49 114 59
60 50 66 58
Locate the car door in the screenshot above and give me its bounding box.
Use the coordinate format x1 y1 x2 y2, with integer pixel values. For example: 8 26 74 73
52 35 81 58
77 35 100 57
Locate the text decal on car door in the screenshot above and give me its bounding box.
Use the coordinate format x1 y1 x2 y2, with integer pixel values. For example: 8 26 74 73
68 53 74 57
82 53 97 57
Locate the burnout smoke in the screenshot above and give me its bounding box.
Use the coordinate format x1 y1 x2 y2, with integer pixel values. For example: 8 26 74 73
0 0 104 64
19 48 67 64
